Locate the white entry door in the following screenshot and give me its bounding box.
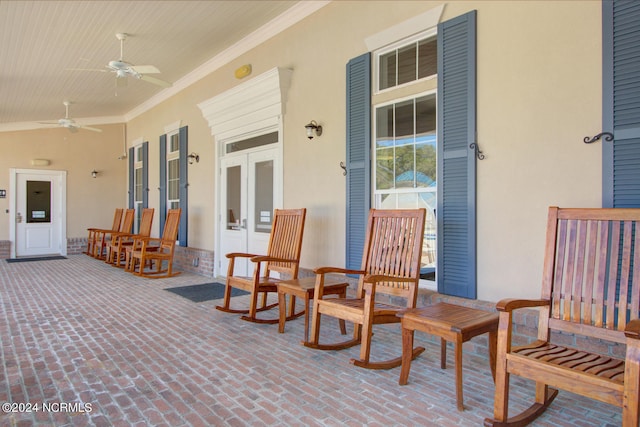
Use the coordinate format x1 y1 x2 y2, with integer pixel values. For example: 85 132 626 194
219 148 279 277
11 169 66 257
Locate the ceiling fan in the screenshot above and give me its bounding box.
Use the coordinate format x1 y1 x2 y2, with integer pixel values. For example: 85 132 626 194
38 101 102 133
71 33 172 88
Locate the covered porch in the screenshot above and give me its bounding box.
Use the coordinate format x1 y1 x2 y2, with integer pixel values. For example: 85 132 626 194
0 255 620 426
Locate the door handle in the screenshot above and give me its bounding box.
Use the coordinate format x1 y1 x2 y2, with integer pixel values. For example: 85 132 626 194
16 212 23 223
241 219 247 229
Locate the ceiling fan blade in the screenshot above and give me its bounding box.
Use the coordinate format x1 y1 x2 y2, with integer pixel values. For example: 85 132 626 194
37 121 58 125
131 65 160 74
79 126 103 133
139 74 172 88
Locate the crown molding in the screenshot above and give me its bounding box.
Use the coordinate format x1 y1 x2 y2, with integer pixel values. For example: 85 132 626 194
125 1 330 122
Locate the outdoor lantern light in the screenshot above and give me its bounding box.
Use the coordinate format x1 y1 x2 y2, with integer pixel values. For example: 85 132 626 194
305 120 322 140
91 170 98 178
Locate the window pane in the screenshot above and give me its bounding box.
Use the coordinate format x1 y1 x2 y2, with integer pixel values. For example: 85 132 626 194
134 168 143 202
376 105 394 148
418 38 438 79
169 134 179 152
416 95 437 188
379 51 396 90
168 159 180 200
254 160 274 233
376 147 394 190
416 96 436 135
397 44 417 85
395 145 415 188
416 138 437 188
395 100 414 141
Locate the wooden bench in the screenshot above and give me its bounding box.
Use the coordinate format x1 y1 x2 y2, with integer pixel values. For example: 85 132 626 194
485 207 640 427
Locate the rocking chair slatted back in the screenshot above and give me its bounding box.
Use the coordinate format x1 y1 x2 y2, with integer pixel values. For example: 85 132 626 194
263 208 307 278
359 209 425 300
545 208 640 343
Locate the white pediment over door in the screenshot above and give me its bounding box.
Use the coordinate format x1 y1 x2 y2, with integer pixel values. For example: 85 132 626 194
198 67 292 141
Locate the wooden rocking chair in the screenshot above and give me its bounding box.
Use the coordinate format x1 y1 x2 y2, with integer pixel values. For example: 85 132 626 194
106 208 154 267
128 208 181 278
485 207 640 427
93 209 134 259
303 208 427 370
85 208 123 257
216 208 306 324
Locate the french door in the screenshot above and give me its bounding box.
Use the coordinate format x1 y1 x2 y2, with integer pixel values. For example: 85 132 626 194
219 148 280 277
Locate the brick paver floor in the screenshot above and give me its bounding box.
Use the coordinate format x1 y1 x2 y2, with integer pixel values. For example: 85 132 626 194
0 255 622 426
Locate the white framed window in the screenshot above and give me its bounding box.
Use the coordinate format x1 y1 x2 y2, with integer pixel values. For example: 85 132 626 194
375 29 437 93
133 145 144 232
167 132 180 210
374 92 437 286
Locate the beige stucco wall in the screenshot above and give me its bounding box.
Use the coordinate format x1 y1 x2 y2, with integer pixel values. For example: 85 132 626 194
128 1 602 302
2 1 603 303
0 124 127 240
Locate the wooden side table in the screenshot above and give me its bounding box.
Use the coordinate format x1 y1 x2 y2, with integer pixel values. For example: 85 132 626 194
397 302 499 411
277 276 349 342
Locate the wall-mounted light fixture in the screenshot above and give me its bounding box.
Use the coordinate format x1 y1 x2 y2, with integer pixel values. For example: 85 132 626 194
91 170 98 178
187 152 200 164
305 120 323 140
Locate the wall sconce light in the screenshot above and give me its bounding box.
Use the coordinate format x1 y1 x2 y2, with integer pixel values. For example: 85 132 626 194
187 152 200 164
91 170 98 178
305 120 323 140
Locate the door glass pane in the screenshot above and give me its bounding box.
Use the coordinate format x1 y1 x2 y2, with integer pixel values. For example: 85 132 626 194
226 132 278 154
226 166 241 230
254 160 273 233
26 180 51 223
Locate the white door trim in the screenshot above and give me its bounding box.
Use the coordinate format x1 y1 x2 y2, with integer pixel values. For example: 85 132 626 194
9 168 67 258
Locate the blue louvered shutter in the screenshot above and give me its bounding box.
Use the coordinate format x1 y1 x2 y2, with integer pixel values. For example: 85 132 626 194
128 147 135 208
178 126 188 246
345 53 371 270
602 1 640 208
437 10 477 299
159 134 167 236
142 141 149 208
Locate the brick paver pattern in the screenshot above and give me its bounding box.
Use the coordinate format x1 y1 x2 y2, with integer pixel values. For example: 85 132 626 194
0 256 622 426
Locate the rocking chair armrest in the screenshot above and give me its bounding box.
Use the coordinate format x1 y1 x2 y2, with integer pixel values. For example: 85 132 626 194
250 255 297 264
132 236 161 250
625 319 640 340
496 298 550 312
313 266 365 276
226 252 259 259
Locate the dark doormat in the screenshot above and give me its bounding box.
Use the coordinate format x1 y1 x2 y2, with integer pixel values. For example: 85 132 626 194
6 256 67 263
165 282 249 303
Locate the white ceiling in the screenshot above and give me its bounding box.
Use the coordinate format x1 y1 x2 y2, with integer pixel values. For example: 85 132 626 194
0 1 327 131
